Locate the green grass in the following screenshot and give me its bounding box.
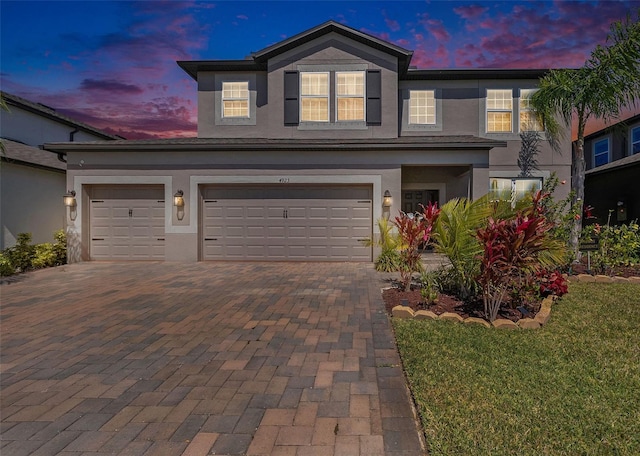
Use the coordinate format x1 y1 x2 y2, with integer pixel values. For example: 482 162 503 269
393 283 640 456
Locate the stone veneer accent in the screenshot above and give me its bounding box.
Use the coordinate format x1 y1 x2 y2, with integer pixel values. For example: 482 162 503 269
391 273 640 329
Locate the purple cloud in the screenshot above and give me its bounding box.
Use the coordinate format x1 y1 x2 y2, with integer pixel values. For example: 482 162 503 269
453 4 489 20
80 79 143 94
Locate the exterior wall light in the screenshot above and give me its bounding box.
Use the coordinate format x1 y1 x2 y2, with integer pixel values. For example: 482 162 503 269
63 190 77 221
383 190 393 208
174 190 185 221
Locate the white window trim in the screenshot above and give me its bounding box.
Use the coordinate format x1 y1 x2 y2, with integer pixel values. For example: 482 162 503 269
221 81 250 119
489 176 543 205
519 88 543 132
486 89 513 133
630 125 640 155
593 137 610 167
408 90 436 125
300 72 330 123
335 71 365 123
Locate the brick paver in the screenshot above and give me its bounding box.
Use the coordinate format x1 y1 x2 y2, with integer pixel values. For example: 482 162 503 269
0 262 425 455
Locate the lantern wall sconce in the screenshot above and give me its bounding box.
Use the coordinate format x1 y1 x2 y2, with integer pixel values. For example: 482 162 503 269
174 190 185 221
382 190 393 208
63 190 77 221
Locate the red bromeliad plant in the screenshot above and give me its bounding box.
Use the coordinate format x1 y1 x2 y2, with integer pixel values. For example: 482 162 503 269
394 202 440 292
476 191 566 321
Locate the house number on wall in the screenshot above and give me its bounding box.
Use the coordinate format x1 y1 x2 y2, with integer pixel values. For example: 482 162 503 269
279 178 290 183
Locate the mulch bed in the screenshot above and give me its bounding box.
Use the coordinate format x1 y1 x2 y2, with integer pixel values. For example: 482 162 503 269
382 260 640 323
382 287 527 322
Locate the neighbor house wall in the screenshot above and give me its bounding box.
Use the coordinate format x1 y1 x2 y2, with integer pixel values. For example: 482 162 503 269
1 162 66 249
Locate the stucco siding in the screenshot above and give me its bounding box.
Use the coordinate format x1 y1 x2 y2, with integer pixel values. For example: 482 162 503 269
1 162 66 249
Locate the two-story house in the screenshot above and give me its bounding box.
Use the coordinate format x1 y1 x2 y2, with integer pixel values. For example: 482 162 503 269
0 91 119 249
582 114 640 225
45 21 571 263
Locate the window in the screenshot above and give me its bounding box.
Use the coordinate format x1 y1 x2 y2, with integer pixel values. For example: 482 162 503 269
519 89 543 132
300 72 329 122
409 90 435 125
490 177 542 203
487 89 513 132
632 126 640 155
222 82 249 118
284 70 380 126
594 138 609 167
336 72 365 121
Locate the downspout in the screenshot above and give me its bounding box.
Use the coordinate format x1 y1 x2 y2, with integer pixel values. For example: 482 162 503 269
58 127 80 163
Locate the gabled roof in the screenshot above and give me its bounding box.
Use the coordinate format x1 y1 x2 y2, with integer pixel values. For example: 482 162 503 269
1 139 66 171
178 21 414 80
1 91 120 140
251 21 413 72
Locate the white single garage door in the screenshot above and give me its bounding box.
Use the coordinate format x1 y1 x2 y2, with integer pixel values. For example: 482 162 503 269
201 185 372 261
89 185 165 260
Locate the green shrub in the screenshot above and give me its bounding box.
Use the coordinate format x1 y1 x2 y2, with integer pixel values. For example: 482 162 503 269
582 221 640 273
5 233 35 272
1 230 67 274
364 218 402 272
0 253 15 276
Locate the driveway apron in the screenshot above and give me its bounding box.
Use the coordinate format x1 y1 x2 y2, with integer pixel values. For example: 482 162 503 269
0 262 425 455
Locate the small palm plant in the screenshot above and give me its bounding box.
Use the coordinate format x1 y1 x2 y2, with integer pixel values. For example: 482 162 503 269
363 217 402 272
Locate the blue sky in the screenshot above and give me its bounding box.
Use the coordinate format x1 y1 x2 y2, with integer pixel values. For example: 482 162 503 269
1 0 638 139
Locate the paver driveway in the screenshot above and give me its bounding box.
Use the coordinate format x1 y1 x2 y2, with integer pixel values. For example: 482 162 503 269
0 262 424 455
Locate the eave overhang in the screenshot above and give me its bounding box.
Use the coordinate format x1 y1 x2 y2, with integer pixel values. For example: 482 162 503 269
44 136 506 153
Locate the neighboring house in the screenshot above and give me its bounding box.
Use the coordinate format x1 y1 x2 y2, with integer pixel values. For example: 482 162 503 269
0 91 119 249
583 113 640 225
45 21 571 263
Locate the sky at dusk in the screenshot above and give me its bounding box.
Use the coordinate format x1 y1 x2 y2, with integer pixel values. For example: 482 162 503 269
1 0 639 139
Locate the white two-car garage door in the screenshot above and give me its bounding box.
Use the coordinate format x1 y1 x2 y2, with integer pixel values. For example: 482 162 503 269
201 185 372 261
89 185 165 260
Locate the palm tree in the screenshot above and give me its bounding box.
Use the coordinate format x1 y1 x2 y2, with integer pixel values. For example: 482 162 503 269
530 14 640 257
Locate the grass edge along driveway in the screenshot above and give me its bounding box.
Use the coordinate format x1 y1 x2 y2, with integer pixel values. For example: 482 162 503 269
394 282 640 456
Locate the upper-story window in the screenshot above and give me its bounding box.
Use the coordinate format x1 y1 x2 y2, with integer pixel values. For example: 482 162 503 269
336 72 365 121
594 138 610 167
487 89 513 132
222 82 249 118
631 126 640 155
519 89 543 132
300 73 329 122
409 90 435 125
284 69 380 127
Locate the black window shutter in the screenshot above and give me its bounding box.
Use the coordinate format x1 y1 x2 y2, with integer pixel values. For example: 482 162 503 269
284 71 299 126
366 70 382 125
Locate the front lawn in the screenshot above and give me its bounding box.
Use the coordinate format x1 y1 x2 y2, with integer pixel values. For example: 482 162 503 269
394 282 640 456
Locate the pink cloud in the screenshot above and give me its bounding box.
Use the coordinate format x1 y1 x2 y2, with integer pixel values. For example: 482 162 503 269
453 4 489 20
80 79 143 94
383 10 401 32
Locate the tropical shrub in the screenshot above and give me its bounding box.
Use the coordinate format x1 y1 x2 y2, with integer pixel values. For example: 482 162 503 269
476 192 568 321
5 233 36 272
419 270 439 304
538 269 569 298
364 218 402 272
431 194 521 301
394 203 440 291
0 253 15 276
1 230 67 276
581 221 640 274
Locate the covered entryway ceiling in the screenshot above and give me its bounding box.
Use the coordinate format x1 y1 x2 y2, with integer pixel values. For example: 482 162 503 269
201 185 372 261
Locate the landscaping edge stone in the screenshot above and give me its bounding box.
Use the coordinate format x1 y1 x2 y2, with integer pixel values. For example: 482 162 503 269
391 296 556 329
389 274 640 329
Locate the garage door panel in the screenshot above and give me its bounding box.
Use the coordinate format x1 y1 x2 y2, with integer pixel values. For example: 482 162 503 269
90 188 164 260
201 187 371 261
